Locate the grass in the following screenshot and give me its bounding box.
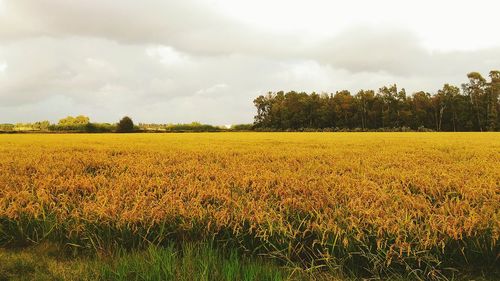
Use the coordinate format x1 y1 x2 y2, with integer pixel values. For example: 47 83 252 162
1 242 497 281
99 243 290 281
0 242 345 281
0 243 93 281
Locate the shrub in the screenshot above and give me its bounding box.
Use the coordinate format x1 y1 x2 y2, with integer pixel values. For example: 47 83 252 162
117 116 134 133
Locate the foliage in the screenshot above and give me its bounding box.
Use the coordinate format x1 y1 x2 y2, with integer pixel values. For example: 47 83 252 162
0 118 116 133
85 123 116 133
6 121 51 132
138 122 221 132
58 115 90 126
0 243 96 281
116 116 135 133
0 133 498 280
1 242 317 281
99 243 293 281
0 124 14 131
48 123 115 133
254 71 499 131
231 124 254 131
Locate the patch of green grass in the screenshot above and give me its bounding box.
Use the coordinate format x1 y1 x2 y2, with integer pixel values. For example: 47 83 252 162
0 242 340 281
0 243 96 281
1 242 497 281
98 242 296 281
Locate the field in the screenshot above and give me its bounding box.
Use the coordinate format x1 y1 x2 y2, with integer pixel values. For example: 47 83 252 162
0 132 499 280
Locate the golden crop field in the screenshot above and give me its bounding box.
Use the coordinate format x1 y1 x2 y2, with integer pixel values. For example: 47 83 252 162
0 132 499 277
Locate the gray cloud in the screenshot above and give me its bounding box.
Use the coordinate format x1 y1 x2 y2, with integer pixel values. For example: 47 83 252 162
314 26 500 77
0 0 304 57
0 36 308 124
0 1 499 124
314 27 428 74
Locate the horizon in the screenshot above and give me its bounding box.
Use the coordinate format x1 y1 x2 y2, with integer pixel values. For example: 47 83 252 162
0 73 497 127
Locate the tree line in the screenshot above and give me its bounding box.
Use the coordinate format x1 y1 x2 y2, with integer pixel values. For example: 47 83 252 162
0 116 135 133
0 116 235 133
253 71 500 131
2 71 498 133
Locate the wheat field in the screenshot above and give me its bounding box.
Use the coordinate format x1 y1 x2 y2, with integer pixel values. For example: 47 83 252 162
0 133 499 278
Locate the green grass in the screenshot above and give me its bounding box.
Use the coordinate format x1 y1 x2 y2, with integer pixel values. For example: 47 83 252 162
0 243 94 281
99 243 290 281
1 242 497 281
0 242 345 281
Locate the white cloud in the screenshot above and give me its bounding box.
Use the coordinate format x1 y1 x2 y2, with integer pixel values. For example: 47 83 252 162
0 61 7 73
214 0 500 52
196 83 229 96
146 46 191 66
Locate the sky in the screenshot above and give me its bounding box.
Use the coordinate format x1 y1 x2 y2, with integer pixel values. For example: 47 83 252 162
0 0 499 125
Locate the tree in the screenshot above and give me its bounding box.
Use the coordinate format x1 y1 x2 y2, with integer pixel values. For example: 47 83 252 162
117 116 134 133
58 115 90 126
251 70 499 132
437 84 460 131
355 90 373 130
333 90 353 128
463 72 487 131
378 84 398 127
34 120 50 131
411 91 433 129
253 93 274 128
396 88 413 128
486 70 499 131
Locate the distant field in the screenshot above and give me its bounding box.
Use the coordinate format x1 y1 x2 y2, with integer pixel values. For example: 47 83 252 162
0 133 499 279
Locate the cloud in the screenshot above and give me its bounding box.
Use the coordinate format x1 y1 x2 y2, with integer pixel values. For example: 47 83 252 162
146 46 191 66
1 33 498 124
0 61 7 72
0 1 499 124
314 26 427 74
0 0 304 57
0 36 303 124
313 25 500 77
195 83 229 97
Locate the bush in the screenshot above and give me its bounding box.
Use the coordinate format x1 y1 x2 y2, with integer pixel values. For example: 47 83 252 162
418 126 434 132
231 124 254 131
0 124 14 131
117 116 135 133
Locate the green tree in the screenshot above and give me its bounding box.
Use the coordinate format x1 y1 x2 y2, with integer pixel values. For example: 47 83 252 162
34 120 50 131
58 115 90 126
354 90 377 130
437 84 460 131
117 116 134 133
411 91 433 129
253 93 274 128
333 90 353 128
251 70 498 132
486 70 499 131
378 84 398 127
463 72 487 131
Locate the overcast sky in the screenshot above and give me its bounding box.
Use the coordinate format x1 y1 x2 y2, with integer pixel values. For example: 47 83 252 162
1 0 499 125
